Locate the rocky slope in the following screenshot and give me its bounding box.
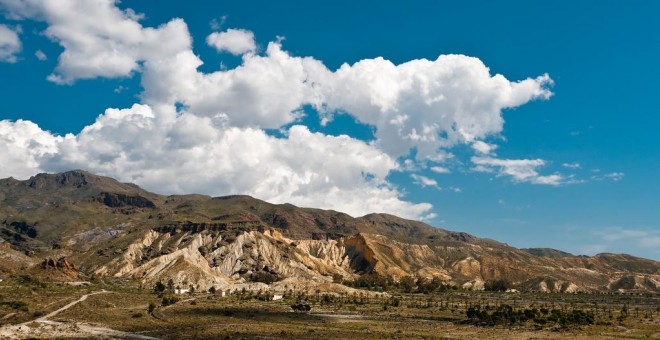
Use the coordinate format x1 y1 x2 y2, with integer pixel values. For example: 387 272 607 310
0 170 658 293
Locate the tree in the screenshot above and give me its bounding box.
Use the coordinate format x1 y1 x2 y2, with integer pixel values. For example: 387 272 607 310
147 302 156 314
291 304 312 312
209 286 216 295
167 279 175 294
154 281 165 294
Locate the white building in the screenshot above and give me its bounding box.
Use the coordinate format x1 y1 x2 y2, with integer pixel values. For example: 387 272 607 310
175 288 190 295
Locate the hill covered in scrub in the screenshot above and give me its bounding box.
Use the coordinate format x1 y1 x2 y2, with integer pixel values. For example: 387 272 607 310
0 170 658 294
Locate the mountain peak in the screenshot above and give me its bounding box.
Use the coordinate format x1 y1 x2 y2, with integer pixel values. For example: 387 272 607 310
26 170 96 189
21 170 153 196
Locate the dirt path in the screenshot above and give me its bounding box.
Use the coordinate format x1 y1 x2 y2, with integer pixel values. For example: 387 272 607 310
161 297 196 310
37 289 109 321
0 290 159 339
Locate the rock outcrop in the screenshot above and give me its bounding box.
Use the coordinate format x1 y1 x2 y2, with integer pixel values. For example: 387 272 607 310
41 256 80 278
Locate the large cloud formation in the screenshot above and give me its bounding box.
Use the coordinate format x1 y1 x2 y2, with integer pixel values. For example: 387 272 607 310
0 0 555 219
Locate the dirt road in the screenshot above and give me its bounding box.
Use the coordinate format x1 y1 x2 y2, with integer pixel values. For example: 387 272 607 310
0 290 159 339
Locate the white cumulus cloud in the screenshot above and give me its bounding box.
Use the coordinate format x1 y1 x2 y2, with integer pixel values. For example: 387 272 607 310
0 119 62 178
206 28 256 55
141 42 323 129
32 104 431 219
1 0 553 155
0 0 190 83
0 0 561 219
310 55 553 159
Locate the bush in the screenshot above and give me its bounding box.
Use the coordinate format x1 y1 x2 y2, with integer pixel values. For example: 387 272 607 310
291 304 312 312
161 295 180 306
484 279 510 292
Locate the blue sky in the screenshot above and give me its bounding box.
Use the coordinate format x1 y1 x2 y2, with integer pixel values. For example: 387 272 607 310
0 0 658 260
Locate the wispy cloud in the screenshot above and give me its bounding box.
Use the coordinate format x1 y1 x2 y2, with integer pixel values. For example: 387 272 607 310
209 15 227 30
34 49 47 61
471 156 562 185
411 174 441 190
430 166 450 174
603 172 624 181
471 141 498 155
590 171 625 182
578 227 660 258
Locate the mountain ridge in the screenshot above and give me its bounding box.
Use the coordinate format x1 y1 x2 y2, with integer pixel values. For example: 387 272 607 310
0 170 658 294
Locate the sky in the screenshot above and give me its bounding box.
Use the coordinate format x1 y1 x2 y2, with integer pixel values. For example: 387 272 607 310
0 0 658 260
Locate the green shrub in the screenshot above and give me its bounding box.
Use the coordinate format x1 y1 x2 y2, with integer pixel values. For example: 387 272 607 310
161 295 180 306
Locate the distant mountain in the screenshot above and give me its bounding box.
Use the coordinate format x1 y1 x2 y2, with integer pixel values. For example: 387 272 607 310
0 170 658 293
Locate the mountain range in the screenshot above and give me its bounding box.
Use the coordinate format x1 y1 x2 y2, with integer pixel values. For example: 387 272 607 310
0 170 658 293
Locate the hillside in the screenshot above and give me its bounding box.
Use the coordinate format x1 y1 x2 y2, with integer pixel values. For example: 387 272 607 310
0 170 658 293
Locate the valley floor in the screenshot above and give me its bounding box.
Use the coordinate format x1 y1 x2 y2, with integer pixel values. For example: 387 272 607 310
0 278 658 339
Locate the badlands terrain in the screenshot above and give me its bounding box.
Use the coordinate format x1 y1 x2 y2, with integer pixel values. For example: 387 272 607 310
0 170 658 338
